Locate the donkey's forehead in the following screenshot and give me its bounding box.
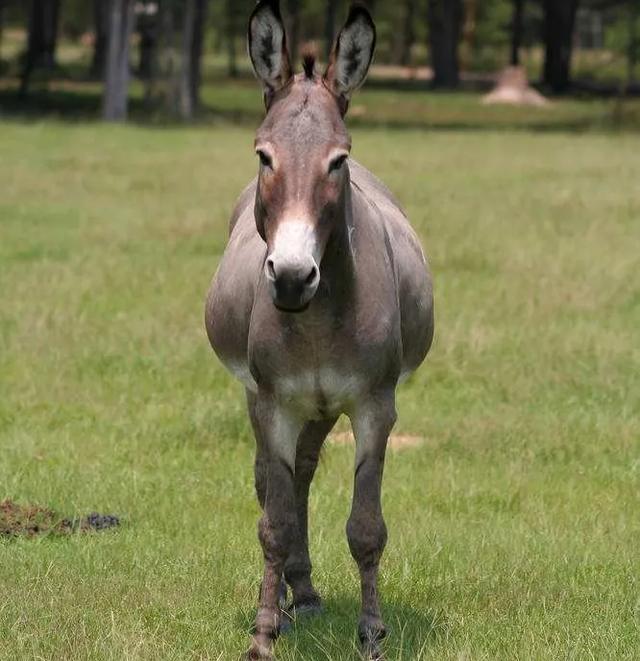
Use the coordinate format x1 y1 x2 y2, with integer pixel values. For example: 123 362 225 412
256 79 350 149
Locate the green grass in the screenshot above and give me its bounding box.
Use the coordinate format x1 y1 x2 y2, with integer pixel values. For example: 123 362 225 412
1 102 639 660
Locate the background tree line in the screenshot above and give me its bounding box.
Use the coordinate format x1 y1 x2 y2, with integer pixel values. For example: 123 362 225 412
0 0 638 121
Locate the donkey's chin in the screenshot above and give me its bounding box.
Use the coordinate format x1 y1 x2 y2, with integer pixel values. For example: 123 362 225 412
268 281 318 313
273 298 312 314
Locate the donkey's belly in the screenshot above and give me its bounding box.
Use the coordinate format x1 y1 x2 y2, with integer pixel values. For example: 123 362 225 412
204 208 266 388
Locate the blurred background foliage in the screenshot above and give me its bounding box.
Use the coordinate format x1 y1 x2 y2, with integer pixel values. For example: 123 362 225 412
0 0 639 122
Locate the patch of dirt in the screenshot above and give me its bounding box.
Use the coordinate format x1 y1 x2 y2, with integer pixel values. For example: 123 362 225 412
328 432 424 451
482 66 549 107
370 64 433 81
0 499 120 538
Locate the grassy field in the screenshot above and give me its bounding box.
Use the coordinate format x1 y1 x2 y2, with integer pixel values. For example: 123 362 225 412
1 92 639 660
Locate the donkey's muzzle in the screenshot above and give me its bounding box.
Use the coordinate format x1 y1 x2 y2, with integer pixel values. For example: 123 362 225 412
265 255 320 312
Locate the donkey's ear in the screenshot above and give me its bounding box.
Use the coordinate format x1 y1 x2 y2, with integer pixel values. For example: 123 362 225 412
248 0 292 102
324 5 376 110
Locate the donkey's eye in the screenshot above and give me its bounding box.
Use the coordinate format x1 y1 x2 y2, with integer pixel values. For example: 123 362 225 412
257 150 273 169
328 154 348 174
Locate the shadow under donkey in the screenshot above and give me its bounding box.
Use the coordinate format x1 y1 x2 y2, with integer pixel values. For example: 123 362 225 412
236 595 447 660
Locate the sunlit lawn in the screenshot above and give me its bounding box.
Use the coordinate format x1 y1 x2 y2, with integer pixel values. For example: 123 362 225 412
1 82 639 660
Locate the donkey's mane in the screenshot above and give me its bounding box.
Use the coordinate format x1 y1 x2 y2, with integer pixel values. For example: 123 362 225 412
301 45 317 80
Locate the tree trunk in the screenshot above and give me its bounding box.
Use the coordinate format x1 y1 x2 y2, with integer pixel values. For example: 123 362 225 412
510 0 524 66
628 0 638 86
138 1 159 83
461 0 477 70
103 0 135 121
324 0 337 60
286 0 300 67
189 0 207 111
427 0 462 88
91 0 109 78
226 0 236 77
178 0 207 119
0 0 5 60
178 0 196 119
20 0 61 94
393 0 416 66
160 1 179 112
542 0 579 93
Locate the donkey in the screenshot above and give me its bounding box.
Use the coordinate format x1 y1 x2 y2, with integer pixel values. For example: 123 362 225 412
205 1 434 658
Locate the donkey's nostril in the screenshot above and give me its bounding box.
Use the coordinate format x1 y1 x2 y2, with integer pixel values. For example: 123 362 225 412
305 265 318 286
266 258 276 280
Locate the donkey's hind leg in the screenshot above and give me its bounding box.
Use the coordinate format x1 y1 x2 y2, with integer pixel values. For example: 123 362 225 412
284 417 337 615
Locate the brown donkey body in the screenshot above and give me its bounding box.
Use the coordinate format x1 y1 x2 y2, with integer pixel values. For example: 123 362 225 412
205 2 433 658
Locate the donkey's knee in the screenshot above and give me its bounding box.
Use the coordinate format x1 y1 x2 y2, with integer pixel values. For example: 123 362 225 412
296 451 320 482
283 554 312 586
258 510 297 565
346 510 387 569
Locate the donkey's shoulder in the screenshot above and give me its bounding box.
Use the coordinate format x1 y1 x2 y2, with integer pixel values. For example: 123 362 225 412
229 177 258 235
349 158 427 275
348 159 406 219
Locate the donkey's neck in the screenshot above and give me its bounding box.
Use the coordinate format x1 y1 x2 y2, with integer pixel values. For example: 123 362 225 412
317 180 356 306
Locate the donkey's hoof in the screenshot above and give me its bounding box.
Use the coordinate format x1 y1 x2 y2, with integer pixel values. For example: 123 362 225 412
278 580 288 610
245 641 274 661
280 598 321 634
287 597 323 619
278 608 293 635
358 619 387 661
361 640 385 661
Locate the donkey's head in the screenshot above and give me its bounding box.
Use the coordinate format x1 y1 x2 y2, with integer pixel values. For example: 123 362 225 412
248 0 376 312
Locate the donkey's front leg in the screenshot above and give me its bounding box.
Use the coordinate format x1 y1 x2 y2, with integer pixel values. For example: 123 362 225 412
248 395 302 661
347 392 396 661
284 418 337 614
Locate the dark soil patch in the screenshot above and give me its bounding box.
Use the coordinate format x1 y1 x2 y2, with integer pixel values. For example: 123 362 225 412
0 499 120 537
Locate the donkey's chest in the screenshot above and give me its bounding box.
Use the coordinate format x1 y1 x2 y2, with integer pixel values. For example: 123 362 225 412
247 282 400 418
274 366 367 419
249 327 394 418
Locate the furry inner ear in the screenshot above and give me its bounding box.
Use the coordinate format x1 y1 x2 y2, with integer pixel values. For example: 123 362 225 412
248 0 292 97
324 6 376 105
